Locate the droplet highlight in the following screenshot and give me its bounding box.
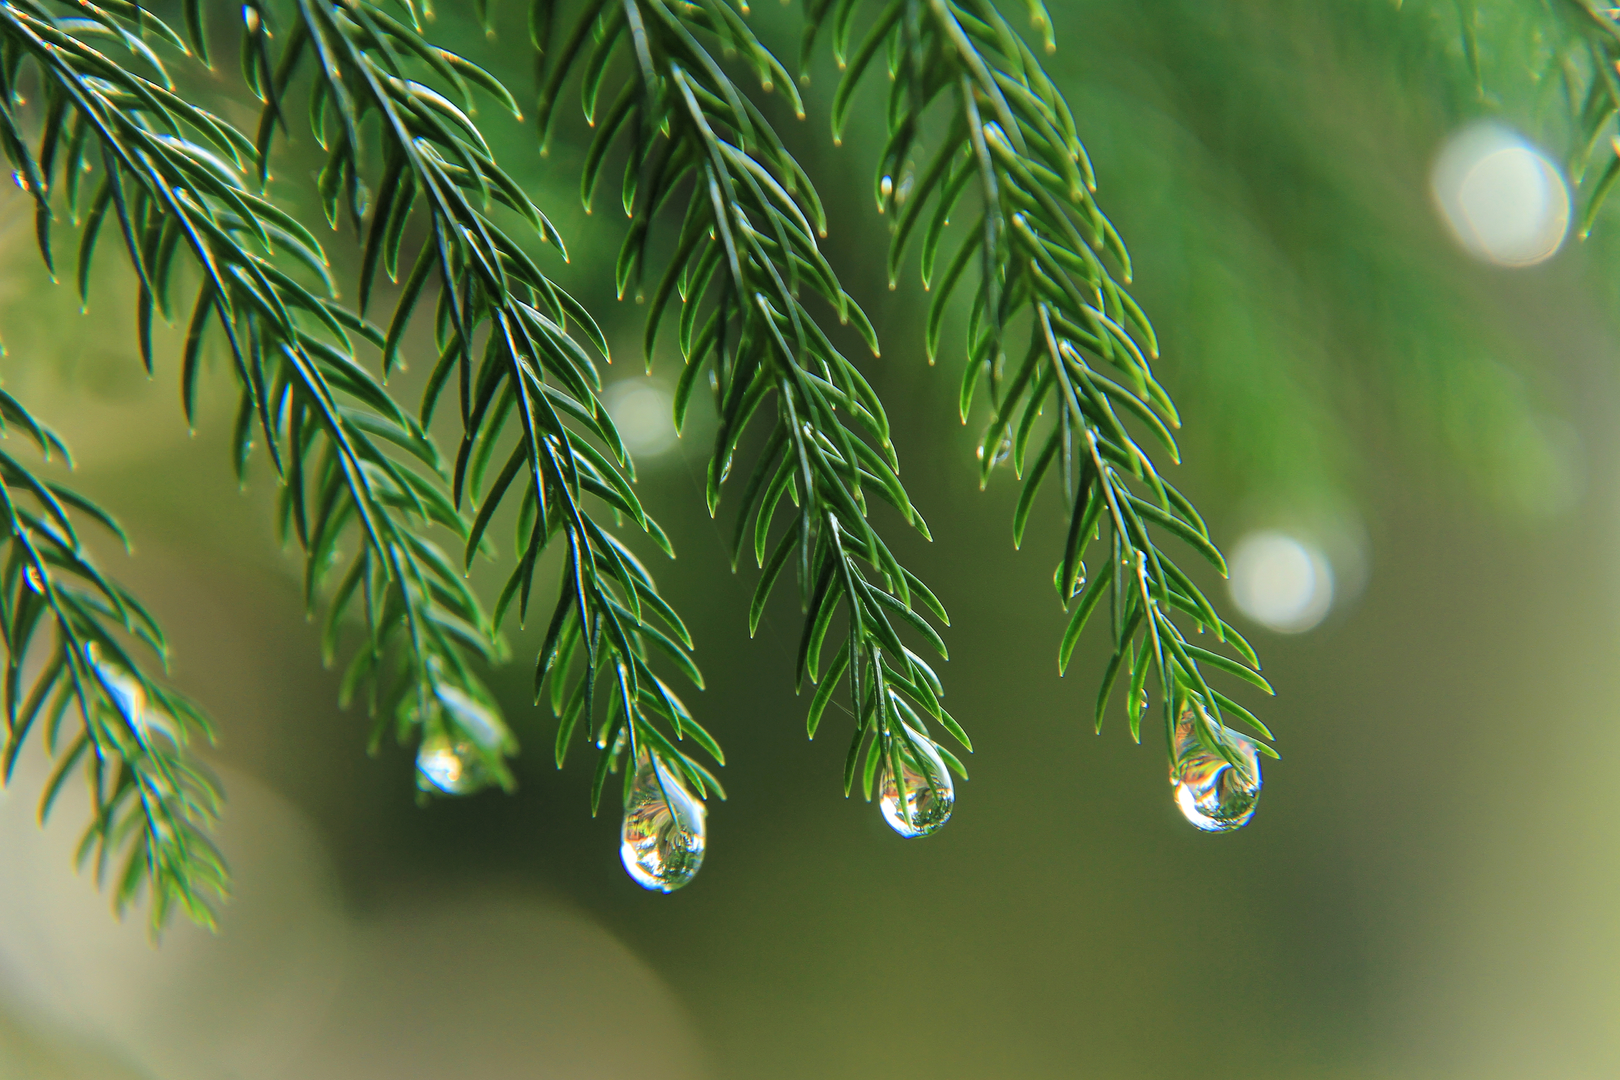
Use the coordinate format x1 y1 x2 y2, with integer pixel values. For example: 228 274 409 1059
1171 708 1261 832
879 726 954 838
412 682 510 797
415 729 485 796
621 746 706 892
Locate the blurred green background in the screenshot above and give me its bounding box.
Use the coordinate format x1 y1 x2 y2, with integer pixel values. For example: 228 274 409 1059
1 1 1618 1077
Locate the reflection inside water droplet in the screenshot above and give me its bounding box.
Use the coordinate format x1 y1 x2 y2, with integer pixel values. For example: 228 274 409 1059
1171 707 1261 832
83 643 171 740
621 746 706 892
415 731 486 796
879 726 954 838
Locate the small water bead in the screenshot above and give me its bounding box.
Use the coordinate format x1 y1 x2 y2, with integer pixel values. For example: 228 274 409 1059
413 682 513 796
1170 708 1261 832
415 730 487 796
879 726 954 838
620 746 706 892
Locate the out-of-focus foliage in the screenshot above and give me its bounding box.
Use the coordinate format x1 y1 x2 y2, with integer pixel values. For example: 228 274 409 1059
1018 0 1589 525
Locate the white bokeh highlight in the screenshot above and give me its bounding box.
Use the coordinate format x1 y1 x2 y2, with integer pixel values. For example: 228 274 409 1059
1431 122 1569 267
1228 530 1334 634
602 379 680 459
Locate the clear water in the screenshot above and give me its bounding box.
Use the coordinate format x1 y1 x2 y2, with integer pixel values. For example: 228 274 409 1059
415 732 485 796
621 747 706 892
1170 708 1261 832
879 726 954 838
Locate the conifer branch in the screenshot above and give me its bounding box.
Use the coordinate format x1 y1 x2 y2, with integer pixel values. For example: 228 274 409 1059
0 3 513 804
240 0 720 807
0 387 225 933
809 0 1274 763
531 0 969 806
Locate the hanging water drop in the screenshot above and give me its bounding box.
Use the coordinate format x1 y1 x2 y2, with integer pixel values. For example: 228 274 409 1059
879 725 954 838
621 745 706 892
415 729 486 795
880 175 894 199
1170 706 1261 832
412 680 512 796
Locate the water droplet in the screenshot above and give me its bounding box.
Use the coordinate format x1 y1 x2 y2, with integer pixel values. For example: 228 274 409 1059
96 661 144 727
415 729 486 795
242 4 260 33
879 726 954 838
620 746 706 892
896 171 914 205
1171 707 1260 832
413 681 510 796
23 566 43 593
880 175 894 199
11 171 27 192
84 644 173 741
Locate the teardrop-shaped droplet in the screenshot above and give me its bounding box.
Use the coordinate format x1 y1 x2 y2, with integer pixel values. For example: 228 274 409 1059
879 726 954 838
1171 708 1261 832
416 730 486 796
621 747 706 892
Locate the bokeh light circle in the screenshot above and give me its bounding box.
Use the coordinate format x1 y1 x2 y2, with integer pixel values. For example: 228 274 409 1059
602 379 680 459
1228 530 1335 633
1431 122 1569 267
